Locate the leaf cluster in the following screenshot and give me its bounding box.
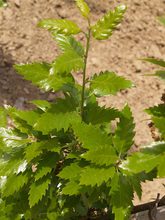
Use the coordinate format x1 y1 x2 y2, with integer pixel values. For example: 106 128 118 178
0 1 165 220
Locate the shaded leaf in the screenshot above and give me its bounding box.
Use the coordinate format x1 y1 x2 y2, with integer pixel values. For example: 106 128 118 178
25 140 60 162
113 105 135 155
29 176 51 208
110 173 133 220
152 116 165 139
84 102 121 125
38 19 81 35
2 173 29 197
92 5 126 40
90 71 132 97
62 181 81 195
146 104 165 117
58 163 82 180
75 0 90 18
35 153 58 181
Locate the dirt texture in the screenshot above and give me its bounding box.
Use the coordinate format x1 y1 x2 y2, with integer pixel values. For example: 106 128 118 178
0 0 165 206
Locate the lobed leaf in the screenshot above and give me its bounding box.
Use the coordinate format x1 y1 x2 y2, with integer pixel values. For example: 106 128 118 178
90 71 133 97
146 104 165 117
54 34 84 57
35 111 80 134
25 140 60 162
92 5 126 40
2 173 29 197
72 122 112 150
14 63 74 92
35 153 58 181
58 163 82 180
110 173 133 220
80 166 115 186
113 105 135 156
84 102 121 125
29 176 51 208
82 145 118 166
53 50 84 74
62 181 81 195
38 19 81 35
75 0 90 18
152 117 165 139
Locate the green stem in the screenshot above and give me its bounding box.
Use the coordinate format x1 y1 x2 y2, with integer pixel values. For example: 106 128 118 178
81 20 91 120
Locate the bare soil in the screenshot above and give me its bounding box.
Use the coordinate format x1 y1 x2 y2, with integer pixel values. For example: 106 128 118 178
0 0 165 206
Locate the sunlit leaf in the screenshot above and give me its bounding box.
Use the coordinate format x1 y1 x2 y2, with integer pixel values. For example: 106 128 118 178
92 5 126 40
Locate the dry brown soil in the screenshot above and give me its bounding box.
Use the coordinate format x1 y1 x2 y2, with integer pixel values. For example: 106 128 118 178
0 0 165 206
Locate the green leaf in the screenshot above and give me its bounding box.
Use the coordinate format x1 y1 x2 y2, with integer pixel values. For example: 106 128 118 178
38 19 81 35
158 16 165 26
58 163 82 180
84 102 121 125
35 111 80 134
82 145 118 166
146 104 165 117
92 5 126 40
53 50 84 74
31 100 51 112
72 122 112 150
29 176 51 208
54 34 84 57
14 62 51 85
152 116 165 139
75 0 90 18
113 105 135 155
35 153 58 181
155 70 165 80
90 71 132 97
0 108 7 127
110 173 133 220
0 128 29 148
11 110 40 127
14 63 74 92
62 181 81 195
0 0 7 7
2 173 29 197
35 96 81 134
121 142 165 173
25 140 60 162
142 58 165 68
80 166 115 186
157 155 165 177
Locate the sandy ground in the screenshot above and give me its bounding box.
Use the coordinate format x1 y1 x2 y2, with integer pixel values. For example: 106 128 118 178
0 0 165 205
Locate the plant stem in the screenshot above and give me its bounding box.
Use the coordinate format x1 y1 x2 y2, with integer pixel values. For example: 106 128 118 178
81 20 91 120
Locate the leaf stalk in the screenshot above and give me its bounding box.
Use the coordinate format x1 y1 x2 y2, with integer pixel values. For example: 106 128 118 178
81 19 91 120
